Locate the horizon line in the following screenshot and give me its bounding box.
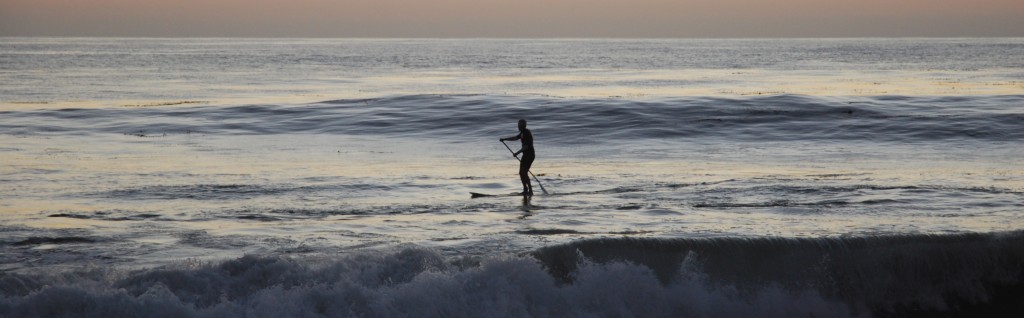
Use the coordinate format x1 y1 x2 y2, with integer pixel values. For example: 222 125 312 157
3 35 1024 40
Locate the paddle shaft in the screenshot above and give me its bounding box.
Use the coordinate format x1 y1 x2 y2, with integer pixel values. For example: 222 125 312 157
501 140 548 194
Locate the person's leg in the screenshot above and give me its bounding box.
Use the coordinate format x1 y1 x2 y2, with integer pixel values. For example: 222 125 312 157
519 170 530 194
519 161 530 194
520 154 535 194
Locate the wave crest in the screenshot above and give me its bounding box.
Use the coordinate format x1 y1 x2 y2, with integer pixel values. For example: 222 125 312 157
3 94 1023 144
4 232 1024 317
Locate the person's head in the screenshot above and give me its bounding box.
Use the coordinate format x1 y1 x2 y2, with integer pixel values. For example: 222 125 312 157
518 119 527 131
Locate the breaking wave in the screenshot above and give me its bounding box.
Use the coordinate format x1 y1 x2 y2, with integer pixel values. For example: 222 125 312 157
3 231 1022 317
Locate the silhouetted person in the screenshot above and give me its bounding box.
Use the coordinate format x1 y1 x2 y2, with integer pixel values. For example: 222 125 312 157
500 119 535 195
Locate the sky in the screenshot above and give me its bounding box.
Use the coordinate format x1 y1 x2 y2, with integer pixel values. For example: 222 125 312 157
1 0 1022 37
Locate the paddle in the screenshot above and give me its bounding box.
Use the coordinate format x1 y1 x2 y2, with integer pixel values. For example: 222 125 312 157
501 140 549 195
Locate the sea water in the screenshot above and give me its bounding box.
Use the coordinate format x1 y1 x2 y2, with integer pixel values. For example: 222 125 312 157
1 38 1023 317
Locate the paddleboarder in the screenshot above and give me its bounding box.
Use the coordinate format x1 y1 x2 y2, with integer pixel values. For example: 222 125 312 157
500 119 535 196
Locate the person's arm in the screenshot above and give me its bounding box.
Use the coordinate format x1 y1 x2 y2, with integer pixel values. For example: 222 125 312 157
499 132 523 142
500 133 524 157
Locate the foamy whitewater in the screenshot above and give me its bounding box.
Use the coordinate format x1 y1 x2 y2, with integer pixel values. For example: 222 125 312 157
1 38 1023 317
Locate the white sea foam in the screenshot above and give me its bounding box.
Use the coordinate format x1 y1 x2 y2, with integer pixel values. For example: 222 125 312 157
0 248 853 317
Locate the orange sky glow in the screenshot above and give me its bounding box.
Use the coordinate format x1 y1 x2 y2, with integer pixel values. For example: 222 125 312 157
1 0 1022 37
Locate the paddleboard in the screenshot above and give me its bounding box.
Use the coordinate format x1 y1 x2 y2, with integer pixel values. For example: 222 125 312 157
470 192 531 198
470 186 646 199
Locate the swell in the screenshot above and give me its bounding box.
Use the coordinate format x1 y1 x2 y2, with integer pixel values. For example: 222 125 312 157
1 94 1022 144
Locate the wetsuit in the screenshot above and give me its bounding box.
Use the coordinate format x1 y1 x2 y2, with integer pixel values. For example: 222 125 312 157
507 128 535 194
516 128 535 177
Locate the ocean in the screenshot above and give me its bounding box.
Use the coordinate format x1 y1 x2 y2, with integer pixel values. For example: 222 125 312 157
1 38 1023 317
